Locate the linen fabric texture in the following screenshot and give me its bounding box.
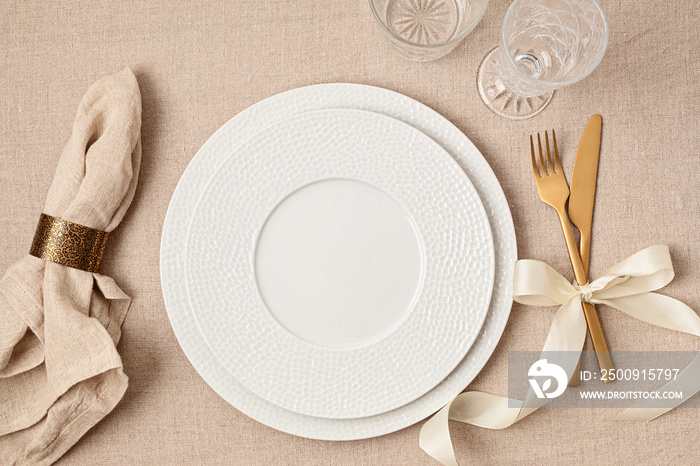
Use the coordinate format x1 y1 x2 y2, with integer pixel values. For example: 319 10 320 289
0 68 141 465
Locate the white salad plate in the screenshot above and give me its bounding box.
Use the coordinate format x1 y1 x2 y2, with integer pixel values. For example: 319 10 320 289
185 109 494 419
160 84 517 440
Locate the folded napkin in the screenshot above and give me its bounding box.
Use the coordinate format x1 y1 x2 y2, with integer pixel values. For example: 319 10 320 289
0 68 141 465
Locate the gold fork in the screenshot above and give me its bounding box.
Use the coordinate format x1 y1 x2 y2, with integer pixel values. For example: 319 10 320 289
530 130 613 381
530 131 588 282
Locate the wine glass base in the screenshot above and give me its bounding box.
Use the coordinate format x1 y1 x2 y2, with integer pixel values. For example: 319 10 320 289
477 47 553 120
385 0 459 45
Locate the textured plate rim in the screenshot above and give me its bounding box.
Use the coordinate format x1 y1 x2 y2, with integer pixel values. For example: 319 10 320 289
184 108 494 419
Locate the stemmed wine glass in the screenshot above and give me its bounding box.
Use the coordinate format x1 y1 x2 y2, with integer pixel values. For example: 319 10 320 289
477 0 608 119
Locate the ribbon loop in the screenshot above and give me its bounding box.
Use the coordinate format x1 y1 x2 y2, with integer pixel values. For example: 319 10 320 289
588 244 675 300
513 259 578 307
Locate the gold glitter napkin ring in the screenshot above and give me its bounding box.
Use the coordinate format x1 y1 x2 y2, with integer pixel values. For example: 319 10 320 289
29 213 109 273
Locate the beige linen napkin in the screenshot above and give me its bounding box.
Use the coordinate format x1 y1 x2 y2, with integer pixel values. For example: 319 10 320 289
0 68 141 465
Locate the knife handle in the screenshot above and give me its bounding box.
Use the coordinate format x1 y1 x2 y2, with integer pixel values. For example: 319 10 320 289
555 208 614 380
578 231 614 381
579 233 591 278
582 301 613 382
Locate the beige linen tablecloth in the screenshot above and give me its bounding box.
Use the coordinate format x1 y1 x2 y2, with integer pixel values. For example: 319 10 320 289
1 0 699 464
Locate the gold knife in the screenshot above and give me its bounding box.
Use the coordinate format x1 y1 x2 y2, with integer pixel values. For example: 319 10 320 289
568 115 613 382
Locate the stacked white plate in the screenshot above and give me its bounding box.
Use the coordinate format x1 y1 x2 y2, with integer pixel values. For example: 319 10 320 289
160 84 516 440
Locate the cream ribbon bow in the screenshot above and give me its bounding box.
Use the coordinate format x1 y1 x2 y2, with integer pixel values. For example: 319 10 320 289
419 245 700 466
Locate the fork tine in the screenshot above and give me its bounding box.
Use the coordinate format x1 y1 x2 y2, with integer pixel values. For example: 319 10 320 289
530 135 540 178
537 133 546 175
552 129 562 173
545 131 554 173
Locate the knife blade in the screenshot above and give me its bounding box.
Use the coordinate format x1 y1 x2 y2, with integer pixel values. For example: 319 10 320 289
568 115 613 381
569 114 602 275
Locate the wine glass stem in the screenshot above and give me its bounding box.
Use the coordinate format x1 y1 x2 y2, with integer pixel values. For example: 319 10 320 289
513 53 542 79
477 47 554 120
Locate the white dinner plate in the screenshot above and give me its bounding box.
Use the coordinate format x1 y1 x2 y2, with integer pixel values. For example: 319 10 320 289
185 109 494 419
161 84 517 440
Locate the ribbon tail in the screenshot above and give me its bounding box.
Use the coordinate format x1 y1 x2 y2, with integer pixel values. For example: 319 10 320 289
599 292 700 420
420 391 537 466
419 399 460 466
611 352 700 421
420 298 587 465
